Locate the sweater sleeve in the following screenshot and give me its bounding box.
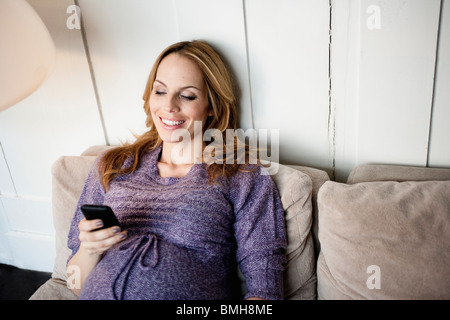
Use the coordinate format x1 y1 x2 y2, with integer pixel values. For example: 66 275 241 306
66 157 107 264
231 166 287 300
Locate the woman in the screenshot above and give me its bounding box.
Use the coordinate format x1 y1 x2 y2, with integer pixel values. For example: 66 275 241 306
67 40 287 300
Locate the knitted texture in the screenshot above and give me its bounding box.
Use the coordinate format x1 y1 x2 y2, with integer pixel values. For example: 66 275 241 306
67 146 287 300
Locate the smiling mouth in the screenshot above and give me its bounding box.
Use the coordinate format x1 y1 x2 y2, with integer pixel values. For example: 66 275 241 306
160 117 185 127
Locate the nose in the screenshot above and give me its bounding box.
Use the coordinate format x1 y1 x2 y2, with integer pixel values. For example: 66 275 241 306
165 95 180 113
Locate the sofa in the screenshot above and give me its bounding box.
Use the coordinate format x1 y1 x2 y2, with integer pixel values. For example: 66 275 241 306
30 145 450 300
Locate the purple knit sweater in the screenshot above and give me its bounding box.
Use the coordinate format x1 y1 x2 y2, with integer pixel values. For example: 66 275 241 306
67 145 287 300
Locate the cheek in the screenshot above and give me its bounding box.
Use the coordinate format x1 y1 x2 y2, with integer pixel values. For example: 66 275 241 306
191 101 211 119
148 97 160 115
148 103 161 126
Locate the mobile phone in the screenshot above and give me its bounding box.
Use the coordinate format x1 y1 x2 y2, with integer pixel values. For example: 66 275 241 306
80 204 121 231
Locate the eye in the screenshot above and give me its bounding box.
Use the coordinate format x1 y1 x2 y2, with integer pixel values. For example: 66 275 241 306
155 91 166 95
181 95 196 101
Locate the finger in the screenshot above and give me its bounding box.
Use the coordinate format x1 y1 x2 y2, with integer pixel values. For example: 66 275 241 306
78 218 103 232
79 226 122 243
81 230 127 255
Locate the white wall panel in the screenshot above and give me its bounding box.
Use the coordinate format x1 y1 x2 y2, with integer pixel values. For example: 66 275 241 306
174 0 253 130
2 196 53 235
332 0 362 181
0 142 16 196
428 0 450 167
78 0 180 145
356 0 441 166
0 200 13 265
245 0 331 171
6 231 55 272
0 196 53 270
334 0 442 181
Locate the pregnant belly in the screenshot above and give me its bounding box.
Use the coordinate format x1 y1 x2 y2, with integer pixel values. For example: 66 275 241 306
79 234 235 300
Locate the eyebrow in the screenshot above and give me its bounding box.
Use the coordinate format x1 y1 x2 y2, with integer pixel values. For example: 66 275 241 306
154 80 201 91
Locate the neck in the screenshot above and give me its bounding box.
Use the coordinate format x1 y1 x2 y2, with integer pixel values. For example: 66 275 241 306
160 140 205 165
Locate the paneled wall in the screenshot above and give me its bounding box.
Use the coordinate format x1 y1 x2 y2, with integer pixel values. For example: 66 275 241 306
332 0 447 180
0 0 448 271
0 0 105 270
429 0 450 167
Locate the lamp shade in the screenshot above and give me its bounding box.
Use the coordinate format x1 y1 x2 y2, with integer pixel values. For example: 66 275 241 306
0 0 56 111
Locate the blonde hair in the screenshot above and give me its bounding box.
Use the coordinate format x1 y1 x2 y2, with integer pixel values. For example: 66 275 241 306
99 40 251 191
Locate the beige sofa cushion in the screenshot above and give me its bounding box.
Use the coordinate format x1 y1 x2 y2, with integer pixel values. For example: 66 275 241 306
272 164 315 299
289 165 330 255
272 164 329 299
31 146 329 300
316 179 450 299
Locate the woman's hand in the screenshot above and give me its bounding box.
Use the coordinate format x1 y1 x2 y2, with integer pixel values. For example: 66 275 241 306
78 218 127 256
67 218 127 296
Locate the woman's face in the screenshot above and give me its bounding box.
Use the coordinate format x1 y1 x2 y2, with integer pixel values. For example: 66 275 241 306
149 53 211 144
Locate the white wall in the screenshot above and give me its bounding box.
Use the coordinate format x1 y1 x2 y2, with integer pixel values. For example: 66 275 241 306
0 0 448 272
332 0 445 180
0 0 105 271
429 0 450 167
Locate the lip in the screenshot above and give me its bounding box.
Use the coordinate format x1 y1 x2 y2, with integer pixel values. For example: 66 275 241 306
159 116 186 130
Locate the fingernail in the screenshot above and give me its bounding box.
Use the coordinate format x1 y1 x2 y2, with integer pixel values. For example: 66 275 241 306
119 232 127 239
113 227 120 233
96 220 103 227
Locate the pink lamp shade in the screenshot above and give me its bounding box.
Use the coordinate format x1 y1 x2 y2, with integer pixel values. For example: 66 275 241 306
0 0 56 111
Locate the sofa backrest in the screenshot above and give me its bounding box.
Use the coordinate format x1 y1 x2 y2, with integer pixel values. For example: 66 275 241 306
47 145 450 300
50 145 330 300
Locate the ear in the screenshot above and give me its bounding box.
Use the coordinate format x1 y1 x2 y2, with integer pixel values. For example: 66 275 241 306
208 107 214 117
